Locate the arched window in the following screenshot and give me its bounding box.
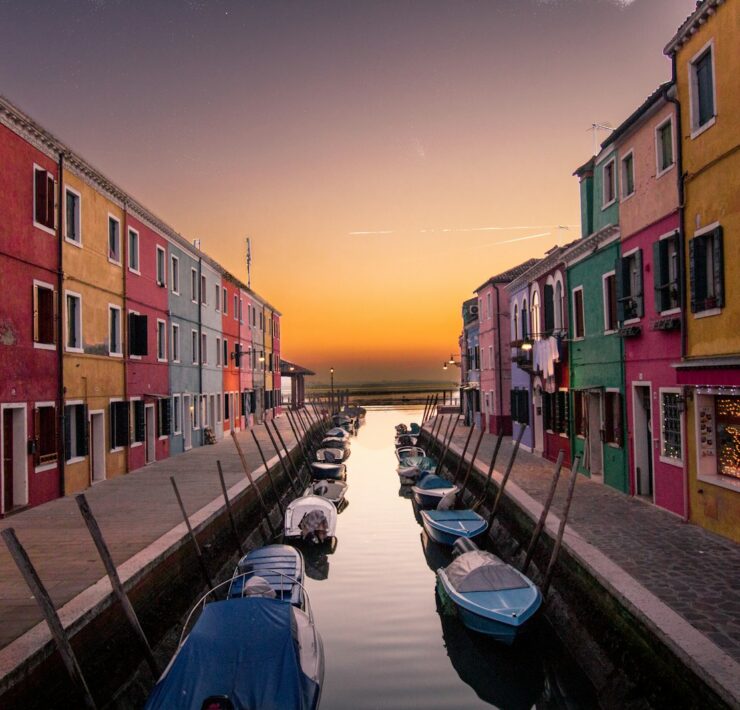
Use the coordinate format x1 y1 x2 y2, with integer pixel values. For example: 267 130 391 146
522 299 528 339
531 291 540 340
554 280 563 331
513 304 519 340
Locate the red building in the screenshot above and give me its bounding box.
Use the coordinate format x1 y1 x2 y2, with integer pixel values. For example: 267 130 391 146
0 113 62 513
124 212 171 469
222 274 242 433
239 286 255 427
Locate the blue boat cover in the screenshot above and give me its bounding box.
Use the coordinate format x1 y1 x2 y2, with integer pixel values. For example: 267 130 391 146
417 475 454 490
145 597 319 710
425 510 482 521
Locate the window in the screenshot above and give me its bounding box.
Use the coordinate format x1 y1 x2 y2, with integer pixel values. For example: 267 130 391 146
543 391 569 435
156 247 166 286
573 391 586 437
64 187 81 244
554 280 563 332
603 272 617 332
65 292 82 351
486 292 492 319
191 330 198 364
513 304 518 340
604 391 623 446
690 44 716 134
108 216 121 264
128 312 148 357
173 394 182 435
64 403 88 460
602 158 616 207
201 274 207 304
34 167 56 231
223 289 228 315
716 396 740 480
157 320 166 361
128 229 140 273
488 346 493 373
689 225 723 313
510 389 529 425
157 398 172 437
224 392 230 420
233 295 238 320
201 333 207 364
191 268 198 302
33 281 56 347
530 291 540 340
33 405 57 466
223 339 228 368
653 232 680 312
216 337 222 366
621 151 634 198
656 118 674 174
543 283 555 336
521 299 528 339
259 311 263 330
171 255 179 294
214 284 220 312
110 401 130 449
573 288 585 339
617 249 644 321
193 395 200 430
660 391 682 462
171 323 180 362
132 400 145 443
240 299 244 324
109 305 122 356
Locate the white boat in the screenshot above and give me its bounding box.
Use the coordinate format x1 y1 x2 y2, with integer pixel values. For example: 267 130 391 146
396 445 426 462
310 461 347 480
316 447 350 462
284 494 338 543
325 427 350 440
322 436 350 448
305 479 348 506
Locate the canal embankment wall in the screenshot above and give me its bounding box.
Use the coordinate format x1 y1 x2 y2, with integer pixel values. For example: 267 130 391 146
0 420 317 709
420 426 740 710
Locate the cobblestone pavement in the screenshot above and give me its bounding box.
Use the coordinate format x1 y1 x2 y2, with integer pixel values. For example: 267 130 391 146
0 416 305 650
431 418 740 663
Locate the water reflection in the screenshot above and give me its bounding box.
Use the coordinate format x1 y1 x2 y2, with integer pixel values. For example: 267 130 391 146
300 538 338 581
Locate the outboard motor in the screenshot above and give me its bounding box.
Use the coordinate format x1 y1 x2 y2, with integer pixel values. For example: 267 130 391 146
452 537 479 558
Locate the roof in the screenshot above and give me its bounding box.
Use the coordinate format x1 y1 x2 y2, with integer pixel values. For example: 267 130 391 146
474 258 541 293
573 157 595 178
664 0 724 56
601 82 674 149
507 238 580 293
280 360 315 376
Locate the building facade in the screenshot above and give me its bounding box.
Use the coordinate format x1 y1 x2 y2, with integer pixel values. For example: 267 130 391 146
508 280 534 451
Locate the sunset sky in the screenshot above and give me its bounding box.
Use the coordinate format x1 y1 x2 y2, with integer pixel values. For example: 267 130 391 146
0 0 693 384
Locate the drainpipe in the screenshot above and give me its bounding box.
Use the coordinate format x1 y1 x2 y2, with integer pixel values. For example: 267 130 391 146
197 253 203 441
56 152 65 497
122 200 130 474
493 284 504 434
664 60 689 522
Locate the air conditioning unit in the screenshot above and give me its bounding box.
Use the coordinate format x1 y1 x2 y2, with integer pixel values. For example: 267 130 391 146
470 305 479 315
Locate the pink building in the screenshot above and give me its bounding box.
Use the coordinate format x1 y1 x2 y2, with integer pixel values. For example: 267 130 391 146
238 286 254 427
605 83 685 517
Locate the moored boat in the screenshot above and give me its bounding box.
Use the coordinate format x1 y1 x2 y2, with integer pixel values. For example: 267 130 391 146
395 445 426 462
315 447 350 463
309 461 347 481
306 479 348 507
420 509 488 546
284 494 338 543
227 544 305 608
411 474 458 509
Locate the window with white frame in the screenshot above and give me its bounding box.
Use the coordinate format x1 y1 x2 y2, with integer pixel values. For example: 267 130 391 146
223 338 228 368
656 117 674 175
603 272 617 332
216 336 222 366
34 166 56 231
65 187 81 244
108 216 121 264
617 249 644 321
33 281 56 347
654 232 681 312
64 403 88 460
486 292 492 320
156 246 166 286
157 320 166 361
214 284 220 311
191 268 198 302
239 299 244 323
66 292 82 351
171 323 180 362
604 391 623 446
223 288 228 315
171 255 179 293
233 294 238 320
531 291 540 340
572 287 585 339
109 305 122 356
689 224 724 313
201 274 207 304
660 391 682 462
128 228 140 273
201 333 207 364
690 42 716 134
513 303 519 340
602 157 616 207
173 394 181 434
621 151 634 198
191 330 198 364
34 404 57 466
218 393 224 422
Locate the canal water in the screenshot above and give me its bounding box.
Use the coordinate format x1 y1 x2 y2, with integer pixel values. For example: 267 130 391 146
301 406 597 710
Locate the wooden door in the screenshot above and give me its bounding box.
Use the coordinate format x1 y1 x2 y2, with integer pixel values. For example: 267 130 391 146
3 411 13 511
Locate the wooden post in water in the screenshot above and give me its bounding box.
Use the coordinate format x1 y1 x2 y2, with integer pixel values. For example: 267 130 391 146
249 429 285 516
286 409 312 472
427 411 444 452
1 528 98 710
542 455 581 597
473 430 505 511
216 461 244 557
272 418 308 487
452 423 476 483
421 395 431 423
436 414 453 457
457 427 485 501
487 425 526 528
522 450 565 575
230 429 277 538
170 477 215 592
75 494 159 677
439 414 460 470
264 421 301 495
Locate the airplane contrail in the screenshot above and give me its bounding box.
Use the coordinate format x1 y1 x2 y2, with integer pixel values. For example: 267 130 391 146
349 224 576 236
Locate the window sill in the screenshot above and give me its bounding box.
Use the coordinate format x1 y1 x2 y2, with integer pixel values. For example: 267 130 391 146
603 329 617 336
698 472 740 494
129 267 141 276
656 163 675 180
158 435 168 441
108 258 122 267
660 307 681 317
65 237 83 249
109 351 123 358
171 289 180 296
606 442 622 449
33 342 56 351
130 442 142 448
35 462 58 473
66 346 84 354
110 447 124 454
659 455 683 468
620 192 635 204
34 221 56 236
690 116 716 141
601 198 617 211
693 308 721 320
66 456 86 465
130 354 142 360
623 317 641 326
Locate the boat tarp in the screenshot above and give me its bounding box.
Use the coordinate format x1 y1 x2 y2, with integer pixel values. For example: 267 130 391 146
426 510 482 522
418 475 454 490
445 551 530 593
145 597 318 710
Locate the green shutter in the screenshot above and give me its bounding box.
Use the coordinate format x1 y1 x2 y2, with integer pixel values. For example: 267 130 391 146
713 226 724 308
635 248 644 317
653 240 664 312
615 257 625 322
689 238 698 312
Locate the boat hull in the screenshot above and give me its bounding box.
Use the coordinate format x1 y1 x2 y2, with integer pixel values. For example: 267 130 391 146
412 486 457 510
420 511 487 546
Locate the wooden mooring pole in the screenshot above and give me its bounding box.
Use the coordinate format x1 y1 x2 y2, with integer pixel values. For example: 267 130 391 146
435 415 453 458
421 395 431 423
473 429 505 511
438 414 460 468
1 528 98 710
452 423 475 482
542 455 581 597
170 477 215 592
487 424 526 528
75 494 159 677
216 460 245 558
456 427 485 500
272 418 308 488
285 409 312 474
264 421 302 496
249 429 285 516
522 450 565 575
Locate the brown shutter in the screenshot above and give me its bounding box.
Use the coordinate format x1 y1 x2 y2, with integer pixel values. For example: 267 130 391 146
46 175 55 228
32 284 39 342
34 169 46 224
33 407 41 467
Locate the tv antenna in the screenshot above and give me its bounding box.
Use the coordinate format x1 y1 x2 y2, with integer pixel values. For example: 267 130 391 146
588 122 615 155
246 237 252 289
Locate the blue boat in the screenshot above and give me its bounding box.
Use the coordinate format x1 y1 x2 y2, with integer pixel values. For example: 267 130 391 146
228 544 305 608
420 509 488 546
145 595 324 710
411 474 458 509
436 540 542 645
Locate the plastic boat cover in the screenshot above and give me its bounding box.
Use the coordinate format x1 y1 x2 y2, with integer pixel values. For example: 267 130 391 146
446 551 529 593
243 576 277 598
417 475 454 490
426 510 481 522
145 597 319 710
299 510 329 539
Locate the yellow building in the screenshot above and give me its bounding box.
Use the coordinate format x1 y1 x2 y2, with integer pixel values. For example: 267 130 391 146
62 159 127 492
665 0 740 541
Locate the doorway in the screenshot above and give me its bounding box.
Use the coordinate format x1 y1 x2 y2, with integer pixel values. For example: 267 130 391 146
89 411 106 482
532 379 544 456
632 384 654 499
2 406 27 514
183 395 192 450
586 391 603 480
145 404 156 464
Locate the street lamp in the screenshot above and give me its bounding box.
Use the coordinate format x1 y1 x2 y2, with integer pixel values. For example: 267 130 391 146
330 367 335 413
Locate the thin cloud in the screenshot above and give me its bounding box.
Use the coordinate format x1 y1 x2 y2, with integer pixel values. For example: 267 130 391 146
349 224 576 236
539 0 637 6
